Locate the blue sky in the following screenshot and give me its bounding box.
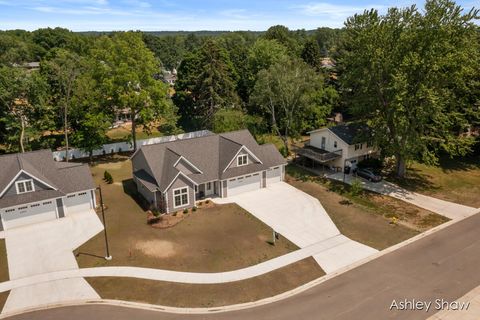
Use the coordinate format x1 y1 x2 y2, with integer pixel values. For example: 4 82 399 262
0 0 477 31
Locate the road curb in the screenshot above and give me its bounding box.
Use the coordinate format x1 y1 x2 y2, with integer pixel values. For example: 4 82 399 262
1 210 477 318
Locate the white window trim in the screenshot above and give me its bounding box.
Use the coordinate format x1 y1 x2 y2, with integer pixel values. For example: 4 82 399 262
0 169 57 198
237 154 248 167
15 179 35 194
222 146 263 173
173 187 189 208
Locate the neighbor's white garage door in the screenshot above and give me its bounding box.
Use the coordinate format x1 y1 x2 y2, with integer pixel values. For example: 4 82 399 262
1 200 57 230
64 191 92 214
227 173 261 197
267 166 282 185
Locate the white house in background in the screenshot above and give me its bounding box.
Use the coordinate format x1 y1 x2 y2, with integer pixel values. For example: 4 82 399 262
297 123 377 172
0 150 97 231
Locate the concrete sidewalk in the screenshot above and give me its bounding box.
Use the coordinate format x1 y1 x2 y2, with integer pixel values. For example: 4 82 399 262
328 173 478 220
215 182 377 273
428 285 480 320
0 238 371 293
1 210 104 314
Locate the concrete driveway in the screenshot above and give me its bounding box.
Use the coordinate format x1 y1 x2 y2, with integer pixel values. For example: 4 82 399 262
328 173 478 220
216 182 377 273
2 210 103 314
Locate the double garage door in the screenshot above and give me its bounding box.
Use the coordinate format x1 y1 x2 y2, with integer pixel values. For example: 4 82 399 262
1 200 57 230
227 173 261 197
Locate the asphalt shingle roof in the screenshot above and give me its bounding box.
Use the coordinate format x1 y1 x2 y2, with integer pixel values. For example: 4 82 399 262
328 123 371 145
0 150 95 208
133 130 286 191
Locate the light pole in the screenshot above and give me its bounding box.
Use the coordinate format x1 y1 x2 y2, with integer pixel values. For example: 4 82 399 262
97 186 112 260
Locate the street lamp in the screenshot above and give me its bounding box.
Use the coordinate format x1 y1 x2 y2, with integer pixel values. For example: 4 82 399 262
97 186 112 260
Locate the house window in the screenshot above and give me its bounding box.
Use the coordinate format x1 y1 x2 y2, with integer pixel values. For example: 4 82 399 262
355 144 363 150
173 187 189 208
334 141 337 148
206 182 212 191
237 154 248 166
15 180 34 194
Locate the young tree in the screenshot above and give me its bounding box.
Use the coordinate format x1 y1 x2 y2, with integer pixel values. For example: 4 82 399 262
91 32 176 151
0 67 49 152
339 0 479 177
250 58 330 154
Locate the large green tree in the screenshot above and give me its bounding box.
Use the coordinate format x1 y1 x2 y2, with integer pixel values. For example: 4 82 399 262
0 67 50 152
174 39 240 129
41 49 84 161
90 32 177 150
339 0 479 178
250 58 331 154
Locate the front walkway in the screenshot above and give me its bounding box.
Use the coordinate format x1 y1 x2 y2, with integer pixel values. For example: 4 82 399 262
428 285 480 320
0 238 374 295
328 173 478 220
1 210 104 314
215 182 378 273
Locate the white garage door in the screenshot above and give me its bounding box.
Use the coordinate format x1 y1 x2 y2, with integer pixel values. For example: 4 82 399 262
227 173 261 197
1 200 57 230
267 166 282 185
64 191 92 214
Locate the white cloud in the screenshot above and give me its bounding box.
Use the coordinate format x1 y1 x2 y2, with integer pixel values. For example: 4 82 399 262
296 2 387 19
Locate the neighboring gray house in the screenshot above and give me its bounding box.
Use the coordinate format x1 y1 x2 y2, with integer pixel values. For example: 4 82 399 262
131 130 286 213
0 150 97 231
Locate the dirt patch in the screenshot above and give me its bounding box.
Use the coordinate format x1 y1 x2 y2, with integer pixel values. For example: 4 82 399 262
78 159 298 272
97 162 124 170
134 240 177 258
0 239 8 282
87 257 324 308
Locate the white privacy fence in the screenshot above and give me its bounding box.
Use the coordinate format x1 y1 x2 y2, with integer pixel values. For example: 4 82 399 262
52 130 213 161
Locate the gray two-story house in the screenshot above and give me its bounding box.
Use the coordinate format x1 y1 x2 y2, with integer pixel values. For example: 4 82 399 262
0 150 97 231
131 129 287 213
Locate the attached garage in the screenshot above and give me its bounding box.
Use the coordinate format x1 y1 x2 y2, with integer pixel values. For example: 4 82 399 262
266 166 282 185
227 173 261 197
1 200 57 230
63 192 92 214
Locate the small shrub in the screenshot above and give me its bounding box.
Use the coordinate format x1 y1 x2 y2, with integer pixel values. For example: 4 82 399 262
172 212 177 216
198 201 203 206
153 210 161 217
192 206 197 212
205 200 210 204
183 208 189 214
104 171 113 184
350 179 363 196
147 217 161 225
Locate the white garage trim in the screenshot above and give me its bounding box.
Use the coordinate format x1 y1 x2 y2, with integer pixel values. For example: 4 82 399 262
267 166 282 185
1 199 57 230
227 172 262 197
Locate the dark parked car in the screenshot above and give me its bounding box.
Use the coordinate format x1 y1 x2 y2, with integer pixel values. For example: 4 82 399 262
355 168 382 182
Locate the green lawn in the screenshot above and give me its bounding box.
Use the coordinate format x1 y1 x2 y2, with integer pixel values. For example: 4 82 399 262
387 157 480 208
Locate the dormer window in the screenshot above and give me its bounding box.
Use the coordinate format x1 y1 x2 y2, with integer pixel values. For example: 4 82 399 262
16 179 34 194
237 154 248 166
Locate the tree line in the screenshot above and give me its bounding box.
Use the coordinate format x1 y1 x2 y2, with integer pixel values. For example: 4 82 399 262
0 0 478 178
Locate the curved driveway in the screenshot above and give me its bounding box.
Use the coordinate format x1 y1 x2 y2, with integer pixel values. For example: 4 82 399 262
6 211 480 320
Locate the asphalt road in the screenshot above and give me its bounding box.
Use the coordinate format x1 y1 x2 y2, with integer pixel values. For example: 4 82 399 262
6 212 480 320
